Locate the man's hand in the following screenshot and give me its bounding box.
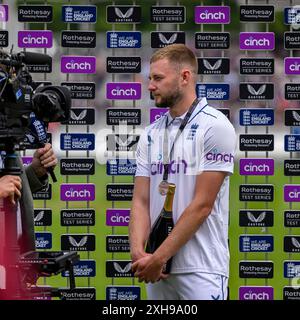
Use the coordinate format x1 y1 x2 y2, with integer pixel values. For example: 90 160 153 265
132 254 168 283
31 143 57 178
0 175 22 205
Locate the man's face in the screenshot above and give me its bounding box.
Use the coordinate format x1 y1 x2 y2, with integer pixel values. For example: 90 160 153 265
148 58 182 108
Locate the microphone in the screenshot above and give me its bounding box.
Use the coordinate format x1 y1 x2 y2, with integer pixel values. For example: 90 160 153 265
27 112 57 182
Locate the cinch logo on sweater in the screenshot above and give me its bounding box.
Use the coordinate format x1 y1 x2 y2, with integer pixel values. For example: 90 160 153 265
205 150 234 163
151 160 188 175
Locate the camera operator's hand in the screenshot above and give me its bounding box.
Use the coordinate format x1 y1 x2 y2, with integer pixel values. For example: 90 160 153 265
31 143 58 178
0 175 22 205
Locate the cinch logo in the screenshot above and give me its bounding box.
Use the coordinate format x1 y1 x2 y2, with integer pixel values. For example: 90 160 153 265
106 209 130 227
240 159 274 176
106 83 141 100
284 185 300 202
205 150 234 163
60 184 95 201
0 5 8 22
285 58 300 75
61 56 96 74
195 6 230 24
240 32 275 50
150 108 168 124
239 287 273 300
18 31 52 48
151 160 188 175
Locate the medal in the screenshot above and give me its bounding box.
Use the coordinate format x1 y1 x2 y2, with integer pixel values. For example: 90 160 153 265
158 180 169 196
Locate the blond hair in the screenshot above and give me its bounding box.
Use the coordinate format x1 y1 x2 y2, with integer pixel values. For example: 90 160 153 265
150 44 197 75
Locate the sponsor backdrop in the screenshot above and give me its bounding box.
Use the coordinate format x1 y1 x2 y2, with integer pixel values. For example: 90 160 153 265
1 0 300 300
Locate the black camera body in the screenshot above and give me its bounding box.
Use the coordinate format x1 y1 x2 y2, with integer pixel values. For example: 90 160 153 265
0 49 71 150
0 50 76 299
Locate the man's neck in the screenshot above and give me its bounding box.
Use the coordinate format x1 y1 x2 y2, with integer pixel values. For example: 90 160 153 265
169 94 197 118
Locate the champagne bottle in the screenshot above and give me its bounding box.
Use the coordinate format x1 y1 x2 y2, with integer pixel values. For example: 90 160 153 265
145 183 176 274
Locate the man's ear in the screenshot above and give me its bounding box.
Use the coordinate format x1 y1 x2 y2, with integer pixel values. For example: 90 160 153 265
181 69 192 84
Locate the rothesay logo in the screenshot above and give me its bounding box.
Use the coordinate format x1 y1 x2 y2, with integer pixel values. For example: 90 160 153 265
284 32 300 49
61 82 95 100
106 57 141 74
61 31 96 48
106 235 130 253
106 184 134 201
239 184 274 202
0 31 8 47
59 288 96 301
239 134 274 152
61 56 96 74
239 261 274 278
284 160 300 176
106 109 141 125
107 6 141 23
150 6 185 23
284 210 300 227
240 5 274 22
61 209 95 226
195 32 230 49
60 158 95 176
18 5 52 22
151 31 185 48
240 58 274 75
